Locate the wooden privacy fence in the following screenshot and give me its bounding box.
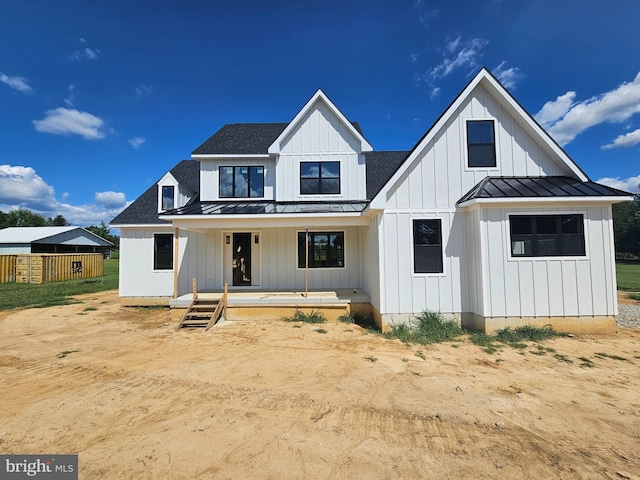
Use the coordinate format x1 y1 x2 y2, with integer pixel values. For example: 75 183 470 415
0 253 104 284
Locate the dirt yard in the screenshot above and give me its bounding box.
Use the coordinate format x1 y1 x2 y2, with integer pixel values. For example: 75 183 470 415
1 290 639 479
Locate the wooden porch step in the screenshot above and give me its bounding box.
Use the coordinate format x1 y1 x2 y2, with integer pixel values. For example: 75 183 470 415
176 298 220 329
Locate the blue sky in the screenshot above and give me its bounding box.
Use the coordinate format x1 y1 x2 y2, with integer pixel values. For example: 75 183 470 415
1 0 639 226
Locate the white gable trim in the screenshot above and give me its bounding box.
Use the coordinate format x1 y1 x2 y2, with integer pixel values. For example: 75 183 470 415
268 89 372 154
370 68 589 209
457 195 635 208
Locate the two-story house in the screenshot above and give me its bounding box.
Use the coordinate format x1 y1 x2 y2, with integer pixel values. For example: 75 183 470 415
111 68 632 333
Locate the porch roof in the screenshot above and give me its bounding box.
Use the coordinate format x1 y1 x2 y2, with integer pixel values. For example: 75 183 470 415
457 176 633 206
161 200 368 217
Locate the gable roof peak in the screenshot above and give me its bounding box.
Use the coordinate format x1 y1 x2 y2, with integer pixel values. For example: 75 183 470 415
268 88 373 154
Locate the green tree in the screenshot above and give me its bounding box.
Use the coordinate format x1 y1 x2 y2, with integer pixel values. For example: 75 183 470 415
86 221 119 248
47 214 69 226
613 193 640 257
0 209 48 227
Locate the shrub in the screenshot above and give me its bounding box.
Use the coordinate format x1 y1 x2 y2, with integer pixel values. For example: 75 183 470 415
385 311 463 344
282 309 326 324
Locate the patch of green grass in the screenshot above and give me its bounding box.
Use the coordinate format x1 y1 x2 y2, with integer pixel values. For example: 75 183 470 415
469 332 500 354
282 309 326 324
594 352 628 361
56 350 79 358
384 311 464 345
364 355 377 362
415 350 426 360
337 313 355 323
315 328 327 334
83 307 97 312
401 358 409 363
627 293 640 301
553 353 573 364
579 357 595 368
292 325 302 329
616 261 640 292
0 259 119 311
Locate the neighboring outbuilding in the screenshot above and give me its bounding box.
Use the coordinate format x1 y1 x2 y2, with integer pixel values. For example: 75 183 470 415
0 226 113 255
111 68 633 334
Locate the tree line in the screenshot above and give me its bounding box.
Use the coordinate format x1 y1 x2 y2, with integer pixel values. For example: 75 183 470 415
0 209 119 249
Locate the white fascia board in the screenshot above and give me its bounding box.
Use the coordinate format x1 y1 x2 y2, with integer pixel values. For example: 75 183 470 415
479 73 588 181
157 171 177 186
456 195 635 208
167 215 371 229
191 154 271 159
370 69 590 209
268 89 373 154
110 223 172 229
370 73 488 208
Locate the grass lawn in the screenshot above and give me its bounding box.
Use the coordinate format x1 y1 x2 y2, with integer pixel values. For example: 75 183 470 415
0 258 119 310
616 260 640 292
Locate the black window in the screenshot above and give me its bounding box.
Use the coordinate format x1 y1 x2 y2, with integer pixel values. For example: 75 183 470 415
161 186 174 211
154 234 173 270
300 161 340 194
510 214 585 257
467 120 496 167
298 231 344 268
219 166 264 198
413 219 443 273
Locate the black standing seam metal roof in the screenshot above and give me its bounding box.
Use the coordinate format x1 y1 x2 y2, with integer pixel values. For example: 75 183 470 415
163 201 368 216
457 176 632 205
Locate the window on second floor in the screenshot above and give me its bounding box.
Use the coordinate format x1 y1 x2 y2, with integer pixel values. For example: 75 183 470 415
467 120 496 168
161 186 174 211
219 166 264 198
300 161 340 195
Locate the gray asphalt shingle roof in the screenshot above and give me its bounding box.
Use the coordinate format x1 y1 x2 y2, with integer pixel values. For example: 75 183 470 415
110 160 200 225
457 176 632 205
192 122 366 155
365 151 410 200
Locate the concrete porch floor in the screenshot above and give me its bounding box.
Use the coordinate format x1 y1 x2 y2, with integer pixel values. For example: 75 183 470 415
170 288 370 308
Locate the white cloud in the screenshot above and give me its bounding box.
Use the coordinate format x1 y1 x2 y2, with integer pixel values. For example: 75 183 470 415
134 85 153 97
493 61 524 90
429 87 440 99
602 128 640 150
424 37 488 83
0 72 33 93
128 136 146 149
596 175 640 193
534 91 576 129
33 107 105 140
95 191 127 208
0 164 130 226
64 84 76 106
0 165 56 209
409 53 418 63
70 46 100 61
535 71 640 146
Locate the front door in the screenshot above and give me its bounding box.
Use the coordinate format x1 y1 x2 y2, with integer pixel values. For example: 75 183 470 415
233 233 252 286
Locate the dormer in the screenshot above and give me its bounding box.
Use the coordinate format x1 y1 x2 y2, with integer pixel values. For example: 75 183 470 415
157 171 195 213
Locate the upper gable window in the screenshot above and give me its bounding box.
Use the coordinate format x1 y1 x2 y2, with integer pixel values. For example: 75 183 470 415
467 120 496 168
161 186 175 211
220 166 264 198
300 161 340 195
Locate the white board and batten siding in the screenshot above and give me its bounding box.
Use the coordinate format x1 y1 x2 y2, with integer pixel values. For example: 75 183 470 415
276 100 366 202
478 205 618 318
199 158 277 201
377 83 586 319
